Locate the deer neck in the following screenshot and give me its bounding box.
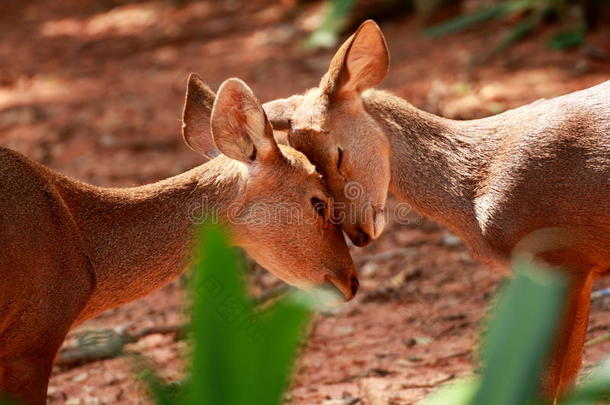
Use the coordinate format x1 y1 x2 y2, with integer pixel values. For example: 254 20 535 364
362 90 490 243
52 156 246 319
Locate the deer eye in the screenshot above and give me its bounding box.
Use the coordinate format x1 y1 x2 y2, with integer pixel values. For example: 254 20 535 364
336 147 347 176
311 197 327 217
337 147 344 169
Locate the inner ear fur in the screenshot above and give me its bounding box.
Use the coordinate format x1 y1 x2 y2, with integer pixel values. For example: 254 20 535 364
321 20 389 98
211 78 281 164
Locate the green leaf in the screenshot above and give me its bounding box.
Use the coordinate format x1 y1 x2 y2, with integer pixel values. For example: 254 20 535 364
548 29 584 51
420 378 479 405
471 259 568 405
251 295 311 404
183 224 311 405
306 0 358 49
424 3 514 37
186 224 257 405
492 10 543 54
138 368 175 405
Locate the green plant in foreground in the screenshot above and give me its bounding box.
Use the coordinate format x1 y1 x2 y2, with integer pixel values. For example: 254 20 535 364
141 225 312 405
138 224 609 405
423 258 610 405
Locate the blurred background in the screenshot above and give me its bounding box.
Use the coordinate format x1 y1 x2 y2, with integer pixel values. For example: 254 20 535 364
1 0 608 403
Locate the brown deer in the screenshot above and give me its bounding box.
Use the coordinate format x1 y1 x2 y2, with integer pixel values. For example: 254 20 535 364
263 20 609 400
0 76 358 405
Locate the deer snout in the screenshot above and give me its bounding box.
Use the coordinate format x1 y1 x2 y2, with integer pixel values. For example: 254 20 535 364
345 207 386 247
372 207 387 239
325 273 359 301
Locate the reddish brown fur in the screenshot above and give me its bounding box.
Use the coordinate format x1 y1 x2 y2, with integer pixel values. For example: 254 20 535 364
0 77 356 404
263 20 609 400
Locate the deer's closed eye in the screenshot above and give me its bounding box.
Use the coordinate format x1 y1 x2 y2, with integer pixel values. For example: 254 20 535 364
311 197 327 217
337 147 344 171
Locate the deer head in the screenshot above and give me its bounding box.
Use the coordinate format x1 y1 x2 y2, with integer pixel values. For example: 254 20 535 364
184 75 359 300
263 20 391 247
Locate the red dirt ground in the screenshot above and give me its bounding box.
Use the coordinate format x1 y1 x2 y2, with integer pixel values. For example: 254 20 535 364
0 1 609 404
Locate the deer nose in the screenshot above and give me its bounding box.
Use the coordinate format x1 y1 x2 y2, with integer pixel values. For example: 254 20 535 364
352 227 371 247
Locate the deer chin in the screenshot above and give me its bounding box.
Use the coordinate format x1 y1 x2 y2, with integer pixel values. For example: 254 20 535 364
324 274 357 302
277 274 356 303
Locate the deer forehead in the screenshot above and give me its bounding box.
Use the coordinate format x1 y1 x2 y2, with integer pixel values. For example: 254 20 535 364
290 88 329 133
278 144 317 174
292 94 366 138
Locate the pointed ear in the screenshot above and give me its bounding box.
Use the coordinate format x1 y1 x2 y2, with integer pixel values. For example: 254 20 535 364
182 73 219 159
263 94 304 131
211 78 281 164
321 20 389 98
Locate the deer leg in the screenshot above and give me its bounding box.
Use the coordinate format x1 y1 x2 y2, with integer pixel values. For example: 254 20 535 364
0 299 88 405
0 346 60 405
541 270 595 402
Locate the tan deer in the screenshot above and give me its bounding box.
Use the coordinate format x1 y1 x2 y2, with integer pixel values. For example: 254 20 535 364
263 20 609 400
0 76 358 404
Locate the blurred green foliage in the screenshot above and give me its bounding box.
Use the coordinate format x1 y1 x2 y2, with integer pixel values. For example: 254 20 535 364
472 258 567 405
425 0 588 55
138 224 609 405
548 28 586 50
423 258 610 405
141 224 312 405
2 224 608 404
307 0 358 48
310 0 595 54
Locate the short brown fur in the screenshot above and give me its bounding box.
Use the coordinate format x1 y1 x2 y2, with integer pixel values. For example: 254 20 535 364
264 20 609 400
0 76 357 404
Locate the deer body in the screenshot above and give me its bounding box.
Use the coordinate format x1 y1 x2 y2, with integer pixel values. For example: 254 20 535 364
0 149 245 403
364 84 609 398
0 77 357 404
263 20 609 399
363 82 610 270
45 154 245 320
0 148 95 404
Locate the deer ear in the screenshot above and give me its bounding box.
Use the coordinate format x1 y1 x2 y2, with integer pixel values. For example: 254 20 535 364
211 78 281 164
263 95 304 131
182 73 219 159
321 20 389 98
